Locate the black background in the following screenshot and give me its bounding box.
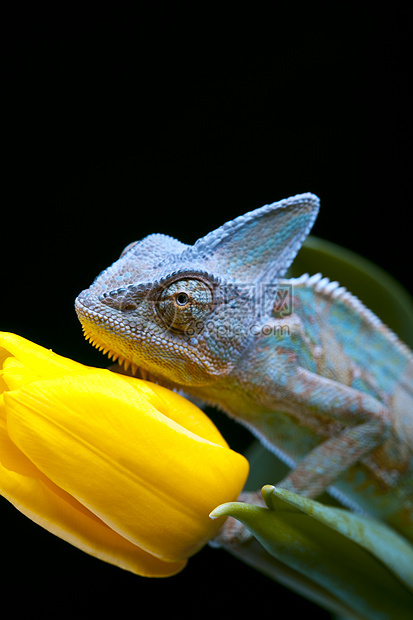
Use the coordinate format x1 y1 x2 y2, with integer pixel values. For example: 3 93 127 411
2 5 411 618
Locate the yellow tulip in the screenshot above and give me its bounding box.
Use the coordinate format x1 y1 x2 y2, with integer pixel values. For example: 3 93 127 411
0 332 248 577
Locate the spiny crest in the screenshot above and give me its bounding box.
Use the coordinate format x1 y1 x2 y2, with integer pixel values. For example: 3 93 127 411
291 273 413 362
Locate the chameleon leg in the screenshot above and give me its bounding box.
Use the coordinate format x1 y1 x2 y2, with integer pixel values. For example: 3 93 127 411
213 368 391 547
278 422 388 497
275 367 391 498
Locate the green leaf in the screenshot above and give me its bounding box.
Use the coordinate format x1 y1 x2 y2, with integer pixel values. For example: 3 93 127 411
211 486 413 620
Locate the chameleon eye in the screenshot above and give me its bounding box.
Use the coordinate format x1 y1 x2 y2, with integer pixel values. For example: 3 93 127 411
175 292 190 307
156 278 213 333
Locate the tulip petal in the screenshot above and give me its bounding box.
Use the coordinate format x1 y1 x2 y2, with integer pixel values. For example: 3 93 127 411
5 371 248 562
0 395 185 576
0 332 91 377
1 357 42 390
117 375 230 448
0 332 230 448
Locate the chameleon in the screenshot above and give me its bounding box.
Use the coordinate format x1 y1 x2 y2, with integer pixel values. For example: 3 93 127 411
75 193 413 544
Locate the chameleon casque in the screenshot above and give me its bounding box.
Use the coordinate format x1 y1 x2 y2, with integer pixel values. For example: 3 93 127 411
75 193 413 544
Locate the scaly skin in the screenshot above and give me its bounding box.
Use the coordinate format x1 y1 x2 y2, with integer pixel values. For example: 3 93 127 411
75 194 413 543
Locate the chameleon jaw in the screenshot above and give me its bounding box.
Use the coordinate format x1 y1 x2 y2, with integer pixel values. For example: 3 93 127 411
80 326 175 386
81 326 140 375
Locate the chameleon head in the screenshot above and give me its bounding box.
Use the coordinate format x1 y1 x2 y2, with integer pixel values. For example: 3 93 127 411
75 193 319 387
75 256 249 386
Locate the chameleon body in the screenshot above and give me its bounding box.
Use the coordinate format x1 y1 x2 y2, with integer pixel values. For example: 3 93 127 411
75 194 413 543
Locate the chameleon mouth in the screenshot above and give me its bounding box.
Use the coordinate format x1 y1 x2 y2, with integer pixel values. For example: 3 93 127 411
80 326 173 385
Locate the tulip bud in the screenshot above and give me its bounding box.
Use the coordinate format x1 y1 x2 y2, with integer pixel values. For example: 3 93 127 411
0 332 248 576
